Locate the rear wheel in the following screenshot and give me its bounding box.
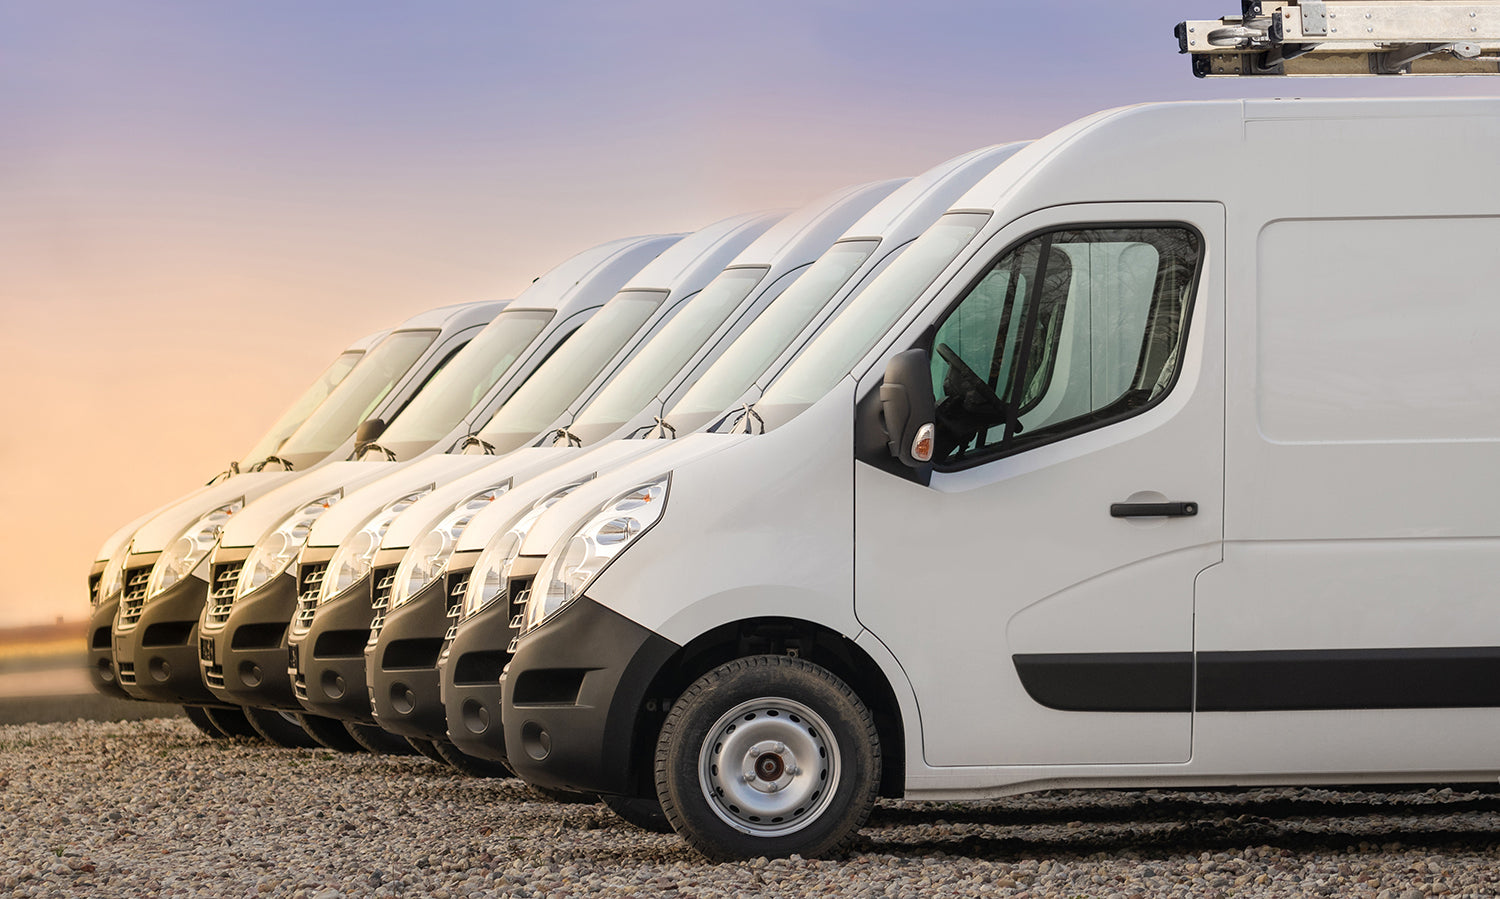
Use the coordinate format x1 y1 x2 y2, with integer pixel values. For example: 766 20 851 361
244 707 321 748
344 721 418 755
654 655 880 860
295 712 365 752
406 738 447 763
182 705 227 738
204 706 261 740
432 739 514 778
601 794 674 833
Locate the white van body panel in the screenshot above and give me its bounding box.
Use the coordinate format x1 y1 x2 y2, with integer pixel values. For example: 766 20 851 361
544 98 1500 800
304 454 500 549
217 461 400 550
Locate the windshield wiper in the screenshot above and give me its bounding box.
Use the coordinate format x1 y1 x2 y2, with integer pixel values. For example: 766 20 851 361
453 434 496 455
547 427 583 448
250 455 295 472
708 403 763 435
356 443 398 462
206 461 240 485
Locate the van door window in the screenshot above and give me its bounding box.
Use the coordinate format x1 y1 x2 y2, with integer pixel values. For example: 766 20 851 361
929 226 1201 465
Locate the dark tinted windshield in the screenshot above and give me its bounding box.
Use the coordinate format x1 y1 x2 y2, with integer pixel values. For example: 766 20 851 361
238 349 363 468
472 292 668 452
274 329 439 458
376 309 553 447
665 240 877 422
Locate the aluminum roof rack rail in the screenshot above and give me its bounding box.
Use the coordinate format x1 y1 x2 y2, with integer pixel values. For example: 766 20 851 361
1177 0 1500 76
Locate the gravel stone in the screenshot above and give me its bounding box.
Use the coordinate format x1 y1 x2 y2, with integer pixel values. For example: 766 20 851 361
2 718 1499 896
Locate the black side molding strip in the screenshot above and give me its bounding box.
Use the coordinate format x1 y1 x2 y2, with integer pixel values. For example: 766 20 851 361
1014 646 1500 712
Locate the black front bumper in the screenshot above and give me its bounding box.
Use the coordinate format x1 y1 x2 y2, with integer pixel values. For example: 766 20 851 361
200 571 300 710
501 597 678 797
113 574 218 704
88 593 129 699
369 572 453 740
440 588 517 761
289 574 374 721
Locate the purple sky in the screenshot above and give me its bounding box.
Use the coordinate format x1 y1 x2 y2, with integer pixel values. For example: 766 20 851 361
2 1 1496 627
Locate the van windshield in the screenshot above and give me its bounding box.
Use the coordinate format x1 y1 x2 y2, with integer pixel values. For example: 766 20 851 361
755 213 989 424
376 309 554 447
272 330 439 459
664 240 877 423
568 266 768 436
238 349 364 468
472 292 668 452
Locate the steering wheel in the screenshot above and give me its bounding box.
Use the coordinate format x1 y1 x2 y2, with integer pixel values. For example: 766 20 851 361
936 342 1009 420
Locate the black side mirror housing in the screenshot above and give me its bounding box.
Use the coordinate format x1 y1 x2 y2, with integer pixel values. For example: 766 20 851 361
879 349 937 469
354 418 386 450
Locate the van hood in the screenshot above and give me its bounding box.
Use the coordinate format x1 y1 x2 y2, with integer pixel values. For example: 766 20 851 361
303 453 499 550
127 470 301 554
217 460 398 550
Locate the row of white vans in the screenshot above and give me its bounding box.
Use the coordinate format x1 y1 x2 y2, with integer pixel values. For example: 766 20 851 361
89 98 1500 860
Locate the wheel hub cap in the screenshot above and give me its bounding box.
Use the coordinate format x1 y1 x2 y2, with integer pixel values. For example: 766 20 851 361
699 697 840 837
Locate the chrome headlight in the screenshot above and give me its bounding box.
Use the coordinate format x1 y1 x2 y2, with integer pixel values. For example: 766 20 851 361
462 481 590 620
524 475 668 634
388 482 511 610
145 500 244 599
236 492 342 599
98 543 132 606
320 487 435 603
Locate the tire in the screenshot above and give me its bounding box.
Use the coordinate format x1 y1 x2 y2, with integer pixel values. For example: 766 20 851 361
183 705 228 738
244 707 321 748
344 721 418 755
204 706 262 740
406 738 447 763
654 655 880 861
601 794 674 833
432 739 515 778
295 712 366 752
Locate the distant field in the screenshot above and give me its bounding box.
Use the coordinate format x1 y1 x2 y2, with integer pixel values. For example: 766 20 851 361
0 619 178 724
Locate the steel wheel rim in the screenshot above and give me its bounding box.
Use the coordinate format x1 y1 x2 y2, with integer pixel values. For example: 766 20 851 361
697 696 840 838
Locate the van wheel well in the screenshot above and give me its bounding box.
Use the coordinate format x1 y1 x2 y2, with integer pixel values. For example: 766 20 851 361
630 618 905 801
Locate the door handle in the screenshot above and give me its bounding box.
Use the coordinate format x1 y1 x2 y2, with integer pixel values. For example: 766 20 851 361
1110 501 1198 518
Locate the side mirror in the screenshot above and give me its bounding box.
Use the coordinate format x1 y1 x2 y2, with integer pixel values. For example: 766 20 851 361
880 349 937 468
354 418 386 450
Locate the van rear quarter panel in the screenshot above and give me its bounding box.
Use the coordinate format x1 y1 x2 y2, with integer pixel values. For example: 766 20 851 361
1199 109 1500 776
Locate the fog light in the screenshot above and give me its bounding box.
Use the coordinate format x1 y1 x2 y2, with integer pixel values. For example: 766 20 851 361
97 659 115 683
390 684 416 715
521 720 550 761
149 657 171 682
239 661 263 687
461 699 489 734
321 671 346 700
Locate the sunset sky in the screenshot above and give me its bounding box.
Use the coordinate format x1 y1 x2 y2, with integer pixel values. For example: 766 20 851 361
2 1 1495 627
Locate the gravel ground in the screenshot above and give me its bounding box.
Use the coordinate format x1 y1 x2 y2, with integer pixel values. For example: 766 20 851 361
3 718 1500 898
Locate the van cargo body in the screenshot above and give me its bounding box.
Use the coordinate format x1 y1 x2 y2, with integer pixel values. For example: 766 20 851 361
499 98 1500 859
196 235 680 715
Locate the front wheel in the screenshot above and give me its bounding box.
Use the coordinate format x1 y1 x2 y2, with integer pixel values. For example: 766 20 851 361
653 655 880 860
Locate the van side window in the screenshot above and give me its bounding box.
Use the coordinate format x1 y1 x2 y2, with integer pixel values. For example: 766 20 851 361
930 226 1201 465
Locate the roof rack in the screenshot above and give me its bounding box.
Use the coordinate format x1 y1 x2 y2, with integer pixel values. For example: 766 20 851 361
1177 0 1500 76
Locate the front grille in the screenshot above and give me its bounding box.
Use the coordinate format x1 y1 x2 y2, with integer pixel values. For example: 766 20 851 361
504 576 535 654
117 567 153 629
204 664 225 688
117 662 137 685
292 562 329 632
88 573 102 607
366 567 400 644
205 561 244 626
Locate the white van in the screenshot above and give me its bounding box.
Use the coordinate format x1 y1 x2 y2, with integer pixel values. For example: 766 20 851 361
193 235 680 747
499 98 1500 860
430 147 1026 776
86 328 387 704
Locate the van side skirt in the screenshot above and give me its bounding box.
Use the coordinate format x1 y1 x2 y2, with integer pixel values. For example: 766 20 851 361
1013 647 1500 712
